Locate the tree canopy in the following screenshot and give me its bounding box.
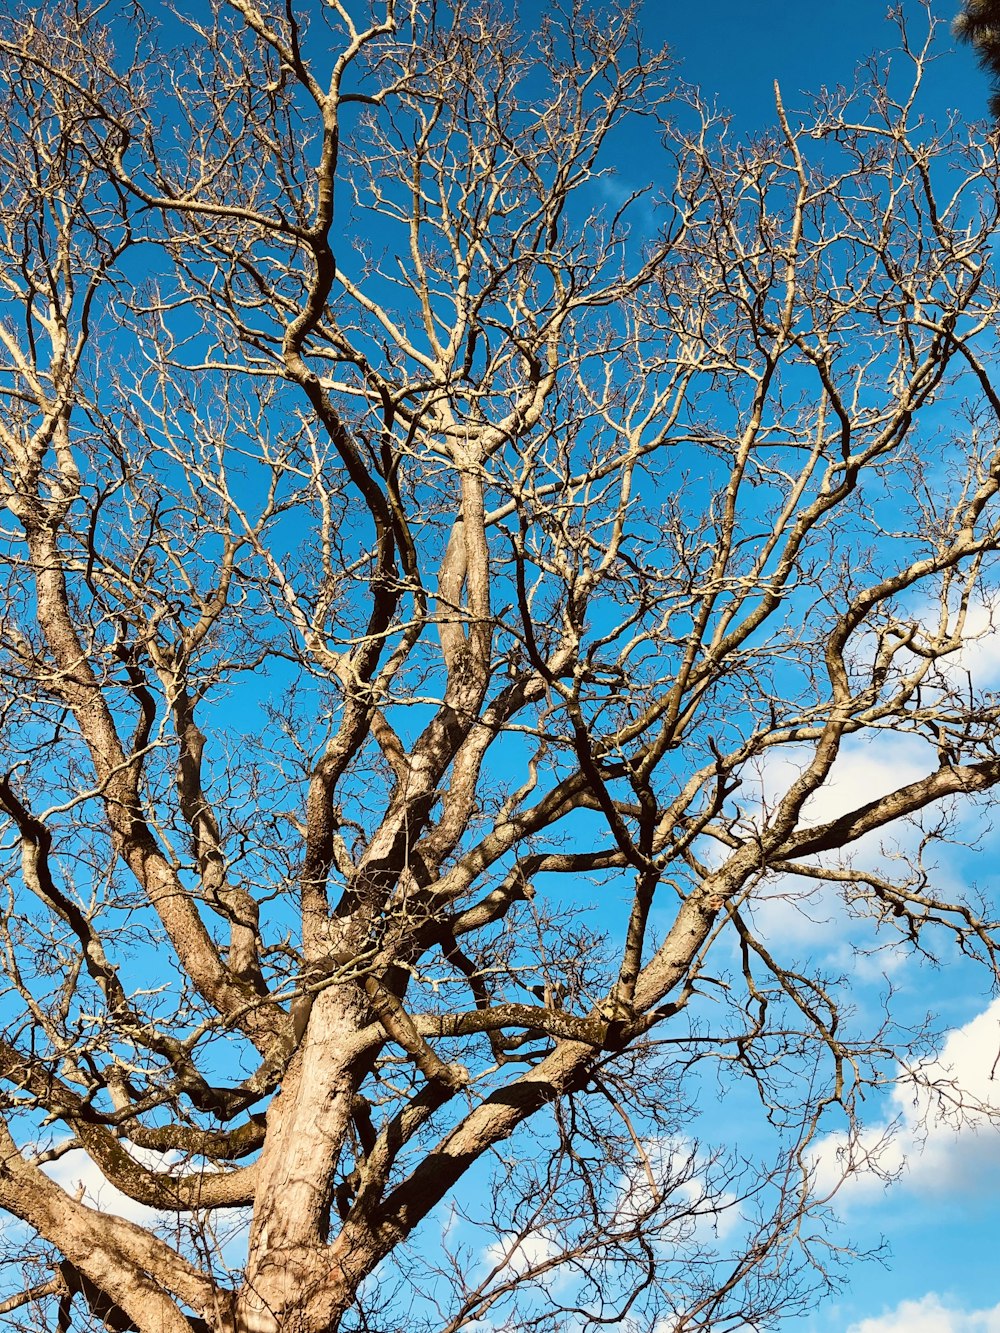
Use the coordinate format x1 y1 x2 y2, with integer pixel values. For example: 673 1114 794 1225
956 0 1000 114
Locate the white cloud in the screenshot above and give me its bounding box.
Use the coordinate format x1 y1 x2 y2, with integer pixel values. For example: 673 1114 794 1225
847 1294 1000 1333
41 1146 250 1271
732 724 1000 969
478 1141 745 1304
918 596 1000 692
481 1228 570 1291
740 733 932 838
730 590 1000 947
741 734 934 873
811 997 1000 1202
614 1137 742 1244
44 1147 165 1228
801 738 931 829
730 733 934 955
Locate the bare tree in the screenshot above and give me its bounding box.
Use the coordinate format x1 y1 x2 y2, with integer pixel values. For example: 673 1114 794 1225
0 2 999 1330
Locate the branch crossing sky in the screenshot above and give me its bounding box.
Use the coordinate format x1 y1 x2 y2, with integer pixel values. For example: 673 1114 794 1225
644 4 999 1329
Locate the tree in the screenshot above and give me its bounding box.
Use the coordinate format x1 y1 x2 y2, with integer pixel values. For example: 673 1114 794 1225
1 2 1000 1330
955 0 1000 114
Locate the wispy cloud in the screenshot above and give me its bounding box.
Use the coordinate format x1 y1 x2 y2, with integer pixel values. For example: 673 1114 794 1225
846 1294 1000 1333
811 997 1000 1203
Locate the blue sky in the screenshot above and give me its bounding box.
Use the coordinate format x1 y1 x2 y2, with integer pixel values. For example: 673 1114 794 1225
655 0 986 129
630 5 1000 1332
